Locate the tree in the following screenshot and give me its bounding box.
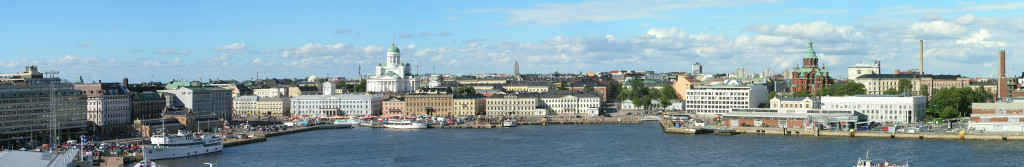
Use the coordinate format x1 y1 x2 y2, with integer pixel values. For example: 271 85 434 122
792 90 813 97
659 97 672 109
436 75 444 82
648 88 662 100
553 71 560 77
584 85 594 91
618 88 633 102
882 88 901 95
897 79 913 94
920 85 929 97
455 86 476 96
636 96 652 110
661 84 677 100
815 82 867 97
768 91 777 99
928 87 992 118
558 81 568 90
354 79 367 92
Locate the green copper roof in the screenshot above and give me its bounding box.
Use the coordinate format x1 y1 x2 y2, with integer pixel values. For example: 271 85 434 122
804 41 817 59
388 44 400 52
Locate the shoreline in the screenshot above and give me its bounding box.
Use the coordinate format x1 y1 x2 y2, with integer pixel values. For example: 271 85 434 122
658 119 1024 140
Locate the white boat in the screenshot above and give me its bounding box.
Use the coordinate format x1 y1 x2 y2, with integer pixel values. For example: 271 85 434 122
639 116 661 121
319 120 354 129
383 120 428 129
144 131 223 160
334 118 361 126
502 119 518 127
855 150 907 167
134 146 159 167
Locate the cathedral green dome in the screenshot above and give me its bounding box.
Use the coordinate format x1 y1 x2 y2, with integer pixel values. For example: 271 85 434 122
388 44 400 53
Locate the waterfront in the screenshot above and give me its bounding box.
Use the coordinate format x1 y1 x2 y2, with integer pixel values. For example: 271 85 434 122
154 122 1024 166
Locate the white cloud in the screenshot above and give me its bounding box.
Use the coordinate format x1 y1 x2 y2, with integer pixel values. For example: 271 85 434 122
398 33 415 38
744 21 863 42
956 29 1006 48
214 42 247 54
76 40 95 47
335 29 352 35
954 13 977 25
154 48 190 55
910 20 967 37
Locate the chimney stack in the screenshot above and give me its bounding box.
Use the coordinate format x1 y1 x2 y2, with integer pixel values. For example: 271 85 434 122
123 78 129 87
920 40 924 75
999 50 1007 98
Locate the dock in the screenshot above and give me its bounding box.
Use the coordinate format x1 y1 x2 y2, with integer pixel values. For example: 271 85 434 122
660 119 1024 140
519 118 642 125
430 124 495 129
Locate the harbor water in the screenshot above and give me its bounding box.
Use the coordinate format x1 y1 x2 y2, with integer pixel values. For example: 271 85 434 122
154 122 1024 166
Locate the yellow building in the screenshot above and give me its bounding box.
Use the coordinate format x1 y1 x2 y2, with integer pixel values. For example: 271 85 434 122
453 96 486 116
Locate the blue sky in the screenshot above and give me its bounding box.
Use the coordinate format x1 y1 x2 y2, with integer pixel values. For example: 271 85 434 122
1 0 1023 82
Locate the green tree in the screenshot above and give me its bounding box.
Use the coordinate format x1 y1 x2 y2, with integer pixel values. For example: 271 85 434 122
659 97 672 109
661 84 677 100
584 85 594 91
455 86 476 96
769 91 777 99
553 71 560 77
558 81 568 90
436 75 444 82
897 79 913 94
618 88 633 102
354 79 367 92
882 88 901 95
636 96 652 110
928 87 992 118
816 82 867 96
792 90 813 97
920 85 929 97
648 88 662 100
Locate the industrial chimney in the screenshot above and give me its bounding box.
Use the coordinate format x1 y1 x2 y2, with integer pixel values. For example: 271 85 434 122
999 50 1007 98
920 40 924 75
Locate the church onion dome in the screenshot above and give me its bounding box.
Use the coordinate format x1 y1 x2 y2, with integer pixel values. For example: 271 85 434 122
388 44 400 53
804 41 817 59
405 63 411 66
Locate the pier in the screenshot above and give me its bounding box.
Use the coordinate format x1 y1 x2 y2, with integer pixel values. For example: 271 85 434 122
659 119 1024 140
519 118 642 125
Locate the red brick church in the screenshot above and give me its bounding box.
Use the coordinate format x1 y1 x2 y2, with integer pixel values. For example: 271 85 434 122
790 41 834 94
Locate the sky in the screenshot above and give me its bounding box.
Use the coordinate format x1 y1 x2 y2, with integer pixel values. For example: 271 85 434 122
1 0 1023 82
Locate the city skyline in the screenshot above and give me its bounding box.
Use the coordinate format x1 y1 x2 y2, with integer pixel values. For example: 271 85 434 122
2 0 1023 82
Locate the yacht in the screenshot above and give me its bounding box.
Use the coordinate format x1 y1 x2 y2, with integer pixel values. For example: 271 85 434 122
383 120 428 129
502 119 518 127
144 131 223 160
334 118 362 126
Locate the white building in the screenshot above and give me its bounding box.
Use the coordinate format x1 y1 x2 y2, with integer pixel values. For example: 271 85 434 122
322 82 335 95
539 91 603 116
75 83 131 136
233 96 290 117
367 44 419 93
821 95 926 123
847 61 881 80
253 87 289 98
290 94 385 117
485 93 545 116
691 62 702 75
685 85 769 115
158 86 234 121
969 101 1024 133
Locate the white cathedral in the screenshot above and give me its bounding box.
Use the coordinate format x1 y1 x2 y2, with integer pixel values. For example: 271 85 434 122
366 43 419 93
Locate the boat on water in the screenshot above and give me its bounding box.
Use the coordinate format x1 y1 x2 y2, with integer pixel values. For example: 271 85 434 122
335 118 361 126
639 116 660 121
855 150 908 167
134 146 159 167
143 131 223 160
502 119 518 127
384 120 428 129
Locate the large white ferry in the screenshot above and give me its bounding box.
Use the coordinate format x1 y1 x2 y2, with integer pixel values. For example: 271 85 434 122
144 131 224 160
383 120 428 129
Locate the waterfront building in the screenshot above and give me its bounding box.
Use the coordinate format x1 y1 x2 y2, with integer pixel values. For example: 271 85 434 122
820 95 926 123
367 44 419 93
769 97 820 110
158 86 233 121
382 97 405 115
209 83 250 98
721 108 864 128
404 88 454 116
74 83 132 136
486 93 545 116
685 85 769 115
538 91 603 116
453 96 486 116
847 61 881 80
290 94 385 117
253 87 289 98
0 66 87 148
567 79 608 101
129 92 166 123
854 74 969 95
968 100 1024 132
503 81 552 93
789 41 834 94
233 96 290 118
672 75 691 100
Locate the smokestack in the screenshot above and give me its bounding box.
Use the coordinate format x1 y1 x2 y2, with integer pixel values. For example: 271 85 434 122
920 40 924 75
123 78 129 87
999 50 1007 98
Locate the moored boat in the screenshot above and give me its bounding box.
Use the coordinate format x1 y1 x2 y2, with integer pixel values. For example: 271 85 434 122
144 131 223 160
502 119 518 127
855 150 908 167
384 120 428 129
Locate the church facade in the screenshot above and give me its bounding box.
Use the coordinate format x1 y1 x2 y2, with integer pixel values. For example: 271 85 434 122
367 44 419 93
790 41 833 94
